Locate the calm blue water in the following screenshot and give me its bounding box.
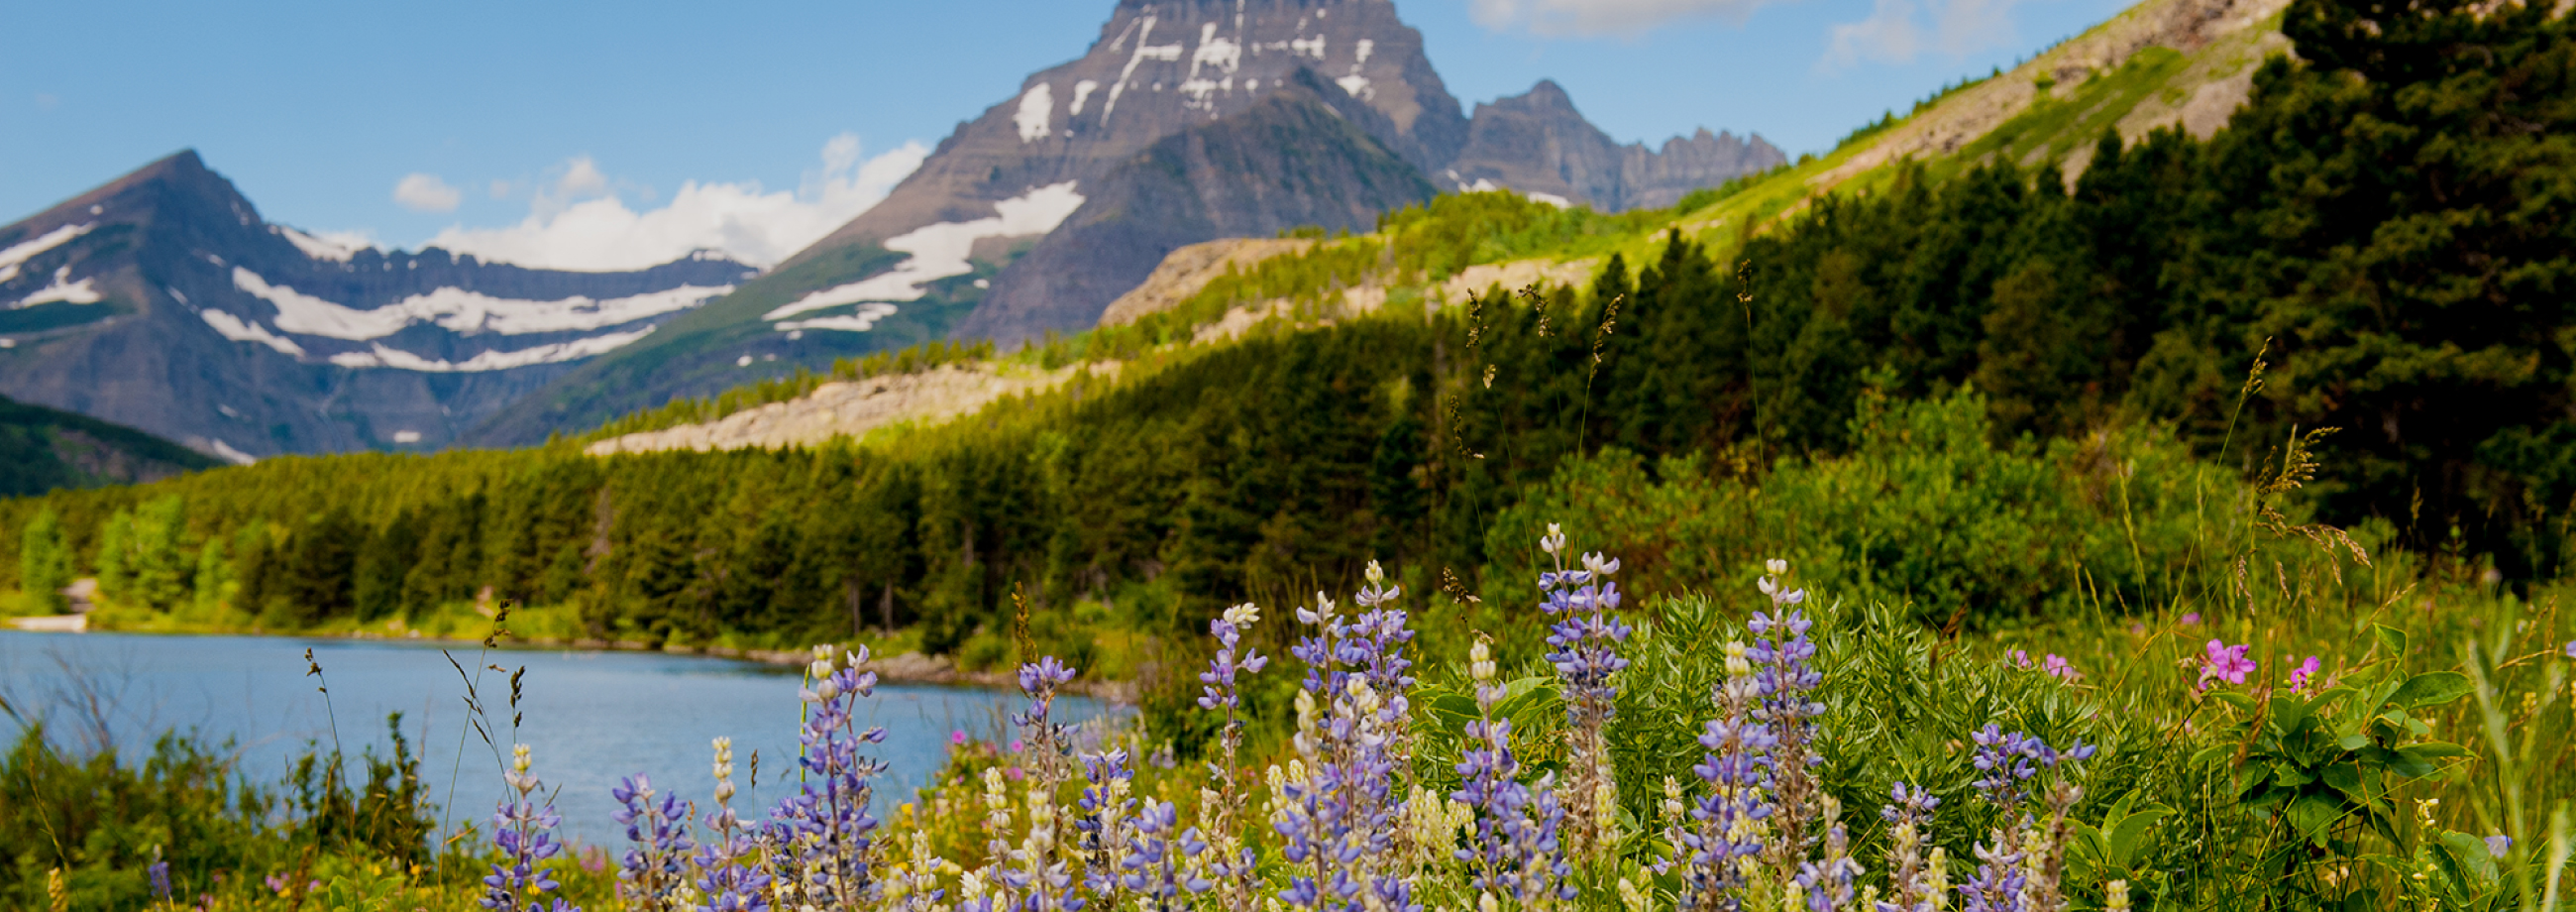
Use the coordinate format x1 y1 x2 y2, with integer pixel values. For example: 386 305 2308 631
0 631 1107 844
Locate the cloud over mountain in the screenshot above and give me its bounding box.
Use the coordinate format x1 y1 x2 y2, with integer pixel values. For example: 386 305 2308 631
425 135 926 272
1467 0 1783 36
392 173 461 212
1823 0 2027 66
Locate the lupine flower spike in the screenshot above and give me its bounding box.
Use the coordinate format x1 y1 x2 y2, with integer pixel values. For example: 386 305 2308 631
767 644 891 912
695 737 771 912
1279 564 1421 912
611 774 696 912
483 744 580 912
1750 560 1825 868
1199 602 1269 912
1537 522 1632 858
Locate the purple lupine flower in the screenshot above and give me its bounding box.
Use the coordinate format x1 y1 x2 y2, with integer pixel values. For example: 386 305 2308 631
1017 655 1081 786
1278 565 1420 912
766 645 890 911
1748 560 1825 863
1959 839 2028 912
1077 749 1136 900
1679 637 1775 912
1795 811 1862 912
1537 524 1633 856
149 859 171 902
1196 603 1268 912
1121 800 1211 912
1199 605 1271 712
1877 783 1944 912
696 737 769 912
610 774 695 912
483 744 579 912
2197 640 2257 692
1959 731 2093 912
1450 636 1569 906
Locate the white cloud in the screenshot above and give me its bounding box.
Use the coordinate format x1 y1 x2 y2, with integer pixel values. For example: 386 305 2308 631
424 135 927 272
393 173 462 213
1822 0 2022 66
1468 0 1780 36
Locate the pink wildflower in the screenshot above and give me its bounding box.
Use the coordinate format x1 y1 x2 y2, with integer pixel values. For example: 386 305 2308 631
950 729 970 746
2287 656 2322 694
2181 613 2202 626
2198 639 2256 692
2043 654 2082 682
1005 765 1025 780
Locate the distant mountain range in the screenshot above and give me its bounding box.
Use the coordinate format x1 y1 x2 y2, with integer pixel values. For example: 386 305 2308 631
0 0 1784 457
0 152 754 459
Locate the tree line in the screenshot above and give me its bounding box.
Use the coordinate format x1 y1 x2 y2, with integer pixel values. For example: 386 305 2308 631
4 0 2569 645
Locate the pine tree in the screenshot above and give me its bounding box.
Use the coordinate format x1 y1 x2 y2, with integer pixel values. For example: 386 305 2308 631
130 495 189 612
18 509 69 615
95 510 134 606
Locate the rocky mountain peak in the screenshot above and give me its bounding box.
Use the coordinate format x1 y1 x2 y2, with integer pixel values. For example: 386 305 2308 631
1493 78 1576 113
1447 80 1786 211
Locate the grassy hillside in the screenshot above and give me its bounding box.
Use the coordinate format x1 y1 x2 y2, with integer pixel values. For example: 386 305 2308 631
0 393 218 497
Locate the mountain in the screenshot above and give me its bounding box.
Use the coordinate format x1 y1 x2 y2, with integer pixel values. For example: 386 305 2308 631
954 70 1442 341
0 151 755 458
1444 80 1785 211
473 0 1785 443
0 393 219 497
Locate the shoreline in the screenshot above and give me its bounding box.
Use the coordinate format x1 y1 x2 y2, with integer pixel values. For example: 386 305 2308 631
0 622 1139 704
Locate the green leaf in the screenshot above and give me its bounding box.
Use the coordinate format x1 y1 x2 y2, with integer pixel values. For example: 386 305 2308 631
2287 793 2348 845
2320 762 2365 802
2437 831 2501 884
2104 804 2173 868
2271 760 2313 788
2374 625 2408 661
2271 695 2321 739
2389 672 2473 709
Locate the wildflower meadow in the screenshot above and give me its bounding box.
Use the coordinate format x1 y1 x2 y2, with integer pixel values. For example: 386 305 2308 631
14 510 2564 912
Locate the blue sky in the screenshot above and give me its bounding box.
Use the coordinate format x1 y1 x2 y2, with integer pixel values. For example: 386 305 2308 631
1 0 2126 269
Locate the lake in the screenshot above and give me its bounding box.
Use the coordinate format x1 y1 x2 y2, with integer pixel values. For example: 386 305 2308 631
0 630 1110 844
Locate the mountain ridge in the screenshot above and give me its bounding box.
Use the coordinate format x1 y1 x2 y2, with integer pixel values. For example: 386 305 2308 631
0 151 755 458
478 0 1785 441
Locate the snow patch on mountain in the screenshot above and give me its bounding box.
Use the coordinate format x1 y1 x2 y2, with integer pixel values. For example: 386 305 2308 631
327 326 657 373
776 302 901 333
273 225 372 262
206 439 259 466
1108 15 1185 119
199 309 308 356
0 223 92 285
763 182 1085 329
16 267 101 306
1017 83 1056 142
232 267 730 340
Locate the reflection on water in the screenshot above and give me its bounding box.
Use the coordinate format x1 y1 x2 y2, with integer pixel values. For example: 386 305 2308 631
0 631 1107 843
